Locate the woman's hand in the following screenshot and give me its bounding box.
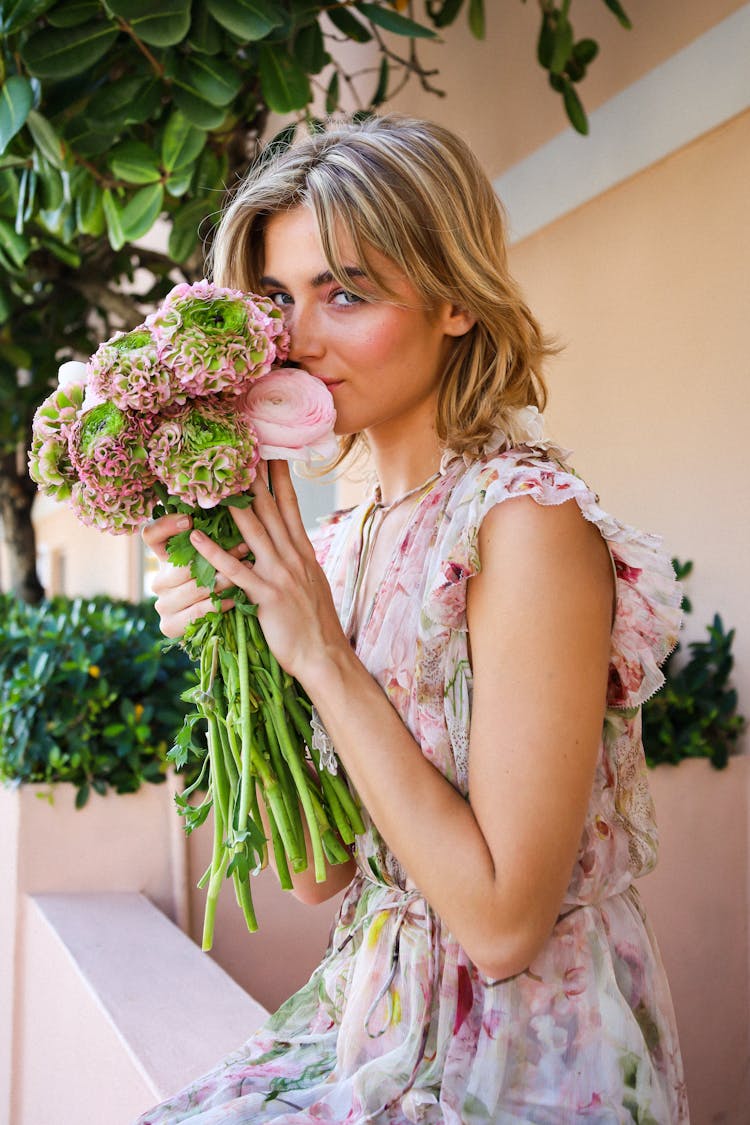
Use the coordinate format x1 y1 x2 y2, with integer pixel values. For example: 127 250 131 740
142 513 250 639
186 460 352 688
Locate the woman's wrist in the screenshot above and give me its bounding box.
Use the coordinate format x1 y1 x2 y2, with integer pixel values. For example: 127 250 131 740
298 635 363 712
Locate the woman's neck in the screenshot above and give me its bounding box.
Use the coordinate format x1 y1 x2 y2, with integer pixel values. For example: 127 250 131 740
367 431 443 506
362 394 443 505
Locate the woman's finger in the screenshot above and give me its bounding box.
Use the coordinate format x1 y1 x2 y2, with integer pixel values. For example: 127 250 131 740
189 529 262 599
160 595 236 640
268 460 317 558
142 513 192 562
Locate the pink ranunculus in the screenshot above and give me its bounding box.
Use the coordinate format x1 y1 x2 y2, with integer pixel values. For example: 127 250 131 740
238 367 338 462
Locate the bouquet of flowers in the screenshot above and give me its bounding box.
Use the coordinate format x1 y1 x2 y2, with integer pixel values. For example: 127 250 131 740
28 281 363 948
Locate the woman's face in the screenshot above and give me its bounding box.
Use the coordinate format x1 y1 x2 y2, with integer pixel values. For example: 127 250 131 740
260 206 471 442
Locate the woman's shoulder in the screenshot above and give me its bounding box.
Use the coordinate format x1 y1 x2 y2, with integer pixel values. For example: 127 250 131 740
431 442 683 710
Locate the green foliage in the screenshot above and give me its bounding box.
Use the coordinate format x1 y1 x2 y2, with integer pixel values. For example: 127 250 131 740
0 593 197 804
0 0 632 599
642 561 746 770
537 0 629 135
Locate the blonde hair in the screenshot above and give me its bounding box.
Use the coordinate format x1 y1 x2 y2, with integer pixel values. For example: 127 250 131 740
210 114 554 464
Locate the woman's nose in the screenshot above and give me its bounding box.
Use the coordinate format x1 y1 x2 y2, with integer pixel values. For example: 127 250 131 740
286 305 324 365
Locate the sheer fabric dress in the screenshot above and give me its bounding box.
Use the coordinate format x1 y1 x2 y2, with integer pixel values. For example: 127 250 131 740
137 444 689 1124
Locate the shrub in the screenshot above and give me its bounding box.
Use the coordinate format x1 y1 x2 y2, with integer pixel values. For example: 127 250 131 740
0 594 195 805
642 561 745 769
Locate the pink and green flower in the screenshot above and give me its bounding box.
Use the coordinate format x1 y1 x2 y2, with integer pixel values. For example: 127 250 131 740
88 326 175 413
148 280 289 398
147 399 260 508
28 381 85 500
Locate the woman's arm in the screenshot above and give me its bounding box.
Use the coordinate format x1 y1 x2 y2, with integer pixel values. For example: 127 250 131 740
188 464 614 977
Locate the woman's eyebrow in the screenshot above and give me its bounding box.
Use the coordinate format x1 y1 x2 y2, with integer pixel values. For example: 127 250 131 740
259 266 367 289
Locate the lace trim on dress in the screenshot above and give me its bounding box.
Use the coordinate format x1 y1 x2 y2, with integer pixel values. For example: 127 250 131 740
311 706 338 775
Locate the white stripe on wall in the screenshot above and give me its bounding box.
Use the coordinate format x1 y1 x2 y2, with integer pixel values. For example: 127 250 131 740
495 4 750 243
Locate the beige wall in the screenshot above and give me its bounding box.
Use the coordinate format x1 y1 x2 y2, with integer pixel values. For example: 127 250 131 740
387 0 748 175
507 108 750 729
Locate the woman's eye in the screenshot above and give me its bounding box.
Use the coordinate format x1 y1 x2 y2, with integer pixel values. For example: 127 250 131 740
267 291 293 308
331 289 363 307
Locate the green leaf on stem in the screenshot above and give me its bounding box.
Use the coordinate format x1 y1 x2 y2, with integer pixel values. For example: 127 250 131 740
601 0 632 30
468 0 484 40
106 0 192 47
204 0 282 41
20 22 119 80
356 2 437 39
326 4 372 43
0 76 34 154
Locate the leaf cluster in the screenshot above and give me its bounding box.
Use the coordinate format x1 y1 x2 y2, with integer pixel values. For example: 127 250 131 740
642 560 746 770
0 592 198 805
536 0 631 134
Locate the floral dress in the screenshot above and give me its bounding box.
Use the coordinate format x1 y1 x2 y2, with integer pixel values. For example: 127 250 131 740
137 445 689 1124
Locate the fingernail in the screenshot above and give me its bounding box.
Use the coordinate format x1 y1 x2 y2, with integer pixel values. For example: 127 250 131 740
190 530 203 544
238 543 250 557
177 516 191 530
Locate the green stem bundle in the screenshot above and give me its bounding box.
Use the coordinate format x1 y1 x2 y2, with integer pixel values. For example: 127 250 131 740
171 589 363 951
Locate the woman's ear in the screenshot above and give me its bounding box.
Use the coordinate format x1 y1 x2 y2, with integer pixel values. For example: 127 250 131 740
440 302 477 338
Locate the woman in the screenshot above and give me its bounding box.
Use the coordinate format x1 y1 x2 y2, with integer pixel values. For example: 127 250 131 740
139 115 688 1123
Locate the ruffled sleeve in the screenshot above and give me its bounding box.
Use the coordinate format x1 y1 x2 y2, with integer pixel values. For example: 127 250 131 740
423 449 682 710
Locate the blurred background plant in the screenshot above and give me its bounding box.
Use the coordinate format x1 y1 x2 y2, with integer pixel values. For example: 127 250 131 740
0 593 195 804
642 560 746 770
0 0 631 602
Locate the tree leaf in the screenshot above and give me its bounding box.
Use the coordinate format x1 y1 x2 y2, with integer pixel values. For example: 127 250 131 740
0 169 19 218
161 111 206 172
37 157 64 210
26 109 67 169
74 172 105 236
102 187 126 250
106 0 192 47
168 197 212 262
164 165 193 197
355 2 437 40
537 11 555 69
86 75 154 125
550 14 574 75
187 5 223 54
46 1 100 27
326 4 372 43
0 0 56 35
181 54 243 107
562 78 588 135
20 22 119 80
172 83 228 130
118 182 164 241
38 234 81 267
467 0 484 40
0 76 34 154
426 0 464 30
371 56 388 107
0 218 30 267
601 0 632 31
325 70 339 115
204 0 282 41
258 45 311 114
108 140 162 184
573 38 599 66
293 21 328 74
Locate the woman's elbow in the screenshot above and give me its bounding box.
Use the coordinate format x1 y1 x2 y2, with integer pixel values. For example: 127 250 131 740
470 919 555 982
